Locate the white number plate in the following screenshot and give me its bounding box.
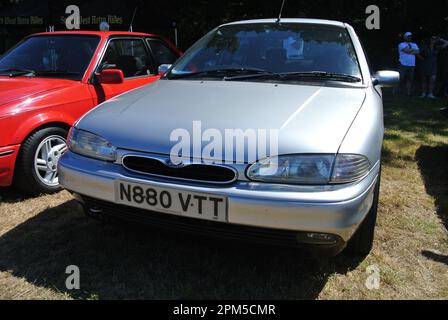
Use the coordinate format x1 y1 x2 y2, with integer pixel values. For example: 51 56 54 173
115 181 228 222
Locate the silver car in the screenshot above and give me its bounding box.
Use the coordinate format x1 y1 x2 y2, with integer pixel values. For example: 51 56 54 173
59 19 399 257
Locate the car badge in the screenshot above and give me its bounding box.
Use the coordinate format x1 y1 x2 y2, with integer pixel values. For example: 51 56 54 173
165 159 186 169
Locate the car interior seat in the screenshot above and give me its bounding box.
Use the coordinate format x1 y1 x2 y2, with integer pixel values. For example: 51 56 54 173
116 55 138 78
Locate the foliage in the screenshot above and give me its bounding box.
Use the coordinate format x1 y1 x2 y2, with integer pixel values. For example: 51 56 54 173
1 0 448 69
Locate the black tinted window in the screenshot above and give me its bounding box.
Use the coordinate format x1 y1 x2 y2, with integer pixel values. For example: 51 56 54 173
100 39 152 78
147 39 178 66
0 35 100 79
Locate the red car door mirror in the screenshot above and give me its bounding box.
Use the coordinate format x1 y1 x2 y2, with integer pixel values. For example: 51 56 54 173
98 69 124 84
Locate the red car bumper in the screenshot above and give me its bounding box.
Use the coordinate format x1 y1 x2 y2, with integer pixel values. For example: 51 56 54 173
0 145 20 187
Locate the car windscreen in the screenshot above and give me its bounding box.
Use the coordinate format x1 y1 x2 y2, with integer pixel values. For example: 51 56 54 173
0 35 101 80
169 23 362 82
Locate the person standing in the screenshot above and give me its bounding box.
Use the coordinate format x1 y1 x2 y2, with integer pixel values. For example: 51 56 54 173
398 32 420 96
420 36 448 99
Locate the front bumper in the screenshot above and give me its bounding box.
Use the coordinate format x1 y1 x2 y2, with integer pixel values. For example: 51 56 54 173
0 145 20 187
59 152 379 249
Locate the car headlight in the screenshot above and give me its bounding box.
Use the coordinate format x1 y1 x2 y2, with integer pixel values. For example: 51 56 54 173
247 154 370 185
68 127 117 161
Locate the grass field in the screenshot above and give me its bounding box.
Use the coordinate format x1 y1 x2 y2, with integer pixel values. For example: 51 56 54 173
0 94 447 300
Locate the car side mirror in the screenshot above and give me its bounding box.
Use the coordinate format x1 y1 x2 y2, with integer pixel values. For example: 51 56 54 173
158 64 172 76
372 71 400 87
98 69 124 84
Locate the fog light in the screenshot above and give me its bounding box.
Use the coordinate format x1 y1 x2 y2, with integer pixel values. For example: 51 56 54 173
297 232 338 245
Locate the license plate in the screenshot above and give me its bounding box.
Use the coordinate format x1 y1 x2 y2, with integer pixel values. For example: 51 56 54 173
115 181 228 222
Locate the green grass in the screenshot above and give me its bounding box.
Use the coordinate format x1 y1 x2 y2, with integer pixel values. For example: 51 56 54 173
383 95 448 165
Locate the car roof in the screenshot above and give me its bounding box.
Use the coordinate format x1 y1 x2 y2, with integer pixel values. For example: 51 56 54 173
221 18 347 28
29 31 157 38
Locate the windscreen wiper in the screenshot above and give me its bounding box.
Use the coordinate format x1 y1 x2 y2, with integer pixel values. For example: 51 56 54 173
224 71 362 83
168 67 274 80
34 70 80 76
279 71 362 83
0 68 35 77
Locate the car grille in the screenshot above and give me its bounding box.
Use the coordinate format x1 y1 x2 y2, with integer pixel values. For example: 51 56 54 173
122 156 237 184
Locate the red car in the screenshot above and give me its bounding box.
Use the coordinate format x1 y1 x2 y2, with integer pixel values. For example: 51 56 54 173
0 31 181 194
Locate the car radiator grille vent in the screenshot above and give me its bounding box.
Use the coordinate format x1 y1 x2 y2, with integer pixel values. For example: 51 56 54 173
122 156 237 184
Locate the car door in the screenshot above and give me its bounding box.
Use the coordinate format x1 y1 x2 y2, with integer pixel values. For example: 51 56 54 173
90 37 159 104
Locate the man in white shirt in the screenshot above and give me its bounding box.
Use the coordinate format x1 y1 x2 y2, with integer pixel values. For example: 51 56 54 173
398 32 420 96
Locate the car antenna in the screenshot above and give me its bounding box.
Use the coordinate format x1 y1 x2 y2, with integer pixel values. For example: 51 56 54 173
276 0 287 24
129 6 138 32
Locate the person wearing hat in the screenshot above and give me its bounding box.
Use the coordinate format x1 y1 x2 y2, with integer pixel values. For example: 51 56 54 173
398 32 420 96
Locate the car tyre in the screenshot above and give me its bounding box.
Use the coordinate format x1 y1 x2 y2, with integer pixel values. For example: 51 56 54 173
15 127 68 195
344 172 381 257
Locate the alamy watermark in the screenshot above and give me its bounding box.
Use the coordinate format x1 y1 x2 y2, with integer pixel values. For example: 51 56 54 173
365 5 381 30
65 265 80 290
170 121 279 165
63 5 122 30
365 265 381 290
65 5 80 30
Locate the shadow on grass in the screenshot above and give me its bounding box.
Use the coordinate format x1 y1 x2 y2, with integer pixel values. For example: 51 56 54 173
381 147 396 166
416 146 448 231
383 95 448 138
0 200 364 300
422 250 448 266
0 186 43 204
